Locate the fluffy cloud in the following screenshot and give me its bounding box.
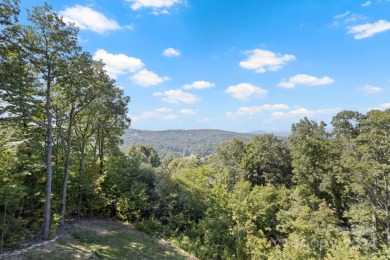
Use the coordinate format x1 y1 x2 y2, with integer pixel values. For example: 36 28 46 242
239 49 296 73
370 103 390 110
348 20 390 39
127 0 183 11
225 83 268 100
131 107 177 122
153 89 200 103
132 69 170 87
180 109 197 115
272 108 314 118
362 1 371 7
361 85 384 94
272 107 340 118
182 81 215 90
278 74 335 88
227 104 289 118
379 103 390 109
93 49 143 79
163 48 181 57
59 5 121 33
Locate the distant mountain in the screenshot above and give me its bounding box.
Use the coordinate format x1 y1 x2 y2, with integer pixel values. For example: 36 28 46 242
251 130 267 135
121 129 257 159
121 129 289 159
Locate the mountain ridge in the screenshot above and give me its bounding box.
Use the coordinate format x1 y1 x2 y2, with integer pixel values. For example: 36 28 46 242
121 128 288 159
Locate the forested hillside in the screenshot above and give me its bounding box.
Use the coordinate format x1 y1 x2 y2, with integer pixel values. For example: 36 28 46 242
121 129 258 158
1 1 390 259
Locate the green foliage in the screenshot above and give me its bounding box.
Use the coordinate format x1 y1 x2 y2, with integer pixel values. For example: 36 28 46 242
121 128 258 159
127 144 161 167
0 0 130 245
241 134 292 186
1 5 390 256
102 152 156 221
0 128 28 251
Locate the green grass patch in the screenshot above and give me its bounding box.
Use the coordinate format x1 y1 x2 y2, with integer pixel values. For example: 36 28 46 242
23 220 193 259
71 228 188 259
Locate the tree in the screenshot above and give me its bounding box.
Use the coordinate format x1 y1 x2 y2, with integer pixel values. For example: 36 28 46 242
214 138 245 188
20 3 79 239
57 52 96 226
337 110 390 247
241 134 292 186
0 126 27 252
127 144 160 167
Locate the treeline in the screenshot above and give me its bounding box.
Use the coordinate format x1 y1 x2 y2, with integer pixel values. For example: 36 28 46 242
121 129 257 159
131 110 389 259
0 0 129 249
1 1 390 259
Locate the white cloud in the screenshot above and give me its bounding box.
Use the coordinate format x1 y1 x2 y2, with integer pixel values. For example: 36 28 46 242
127 0 183 11
132 69 170 87
362 1 371 7
59 5 121 33
370 103 390 110
153 89 200 103
227 104 289 118
93 49 143 79
163 48 181 57
180 109 197 115
290 108 315 116
332 11 367 27
272 108 314 118
239 49 296 73
182 81 215 90
155 107 172 113
131 107 177 122
348 20 390 39
334 11 351 20
225 83 268 100
315 108 342 114
379 103 390 109
278 74 335 88
345 14 367 23
361 85 384 94
199 117 214 123
272 107 340 118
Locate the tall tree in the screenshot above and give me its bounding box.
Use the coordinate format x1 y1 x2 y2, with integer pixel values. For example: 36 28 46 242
21 3 79 239
57 52 95 226
241 134 292 186
289 117 346 219
338 110 390 246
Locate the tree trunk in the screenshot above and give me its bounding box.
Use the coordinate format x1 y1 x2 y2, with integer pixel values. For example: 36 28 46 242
77 139 86 220
385 206 390 244
387 219 390 245
60 106 74 227
1 192 8 253
98 129 105 174
43 78 53 240
43 118 53 239
371 211 378 248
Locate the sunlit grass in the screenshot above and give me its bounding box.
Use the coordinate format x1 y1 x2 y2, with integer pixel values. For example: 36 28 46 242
72 228 188 259
26 220 191 259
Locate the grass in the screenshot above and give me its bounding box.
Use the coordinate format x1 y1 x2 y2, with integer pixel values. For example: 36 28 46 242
23 220 193 259
71 228 188 259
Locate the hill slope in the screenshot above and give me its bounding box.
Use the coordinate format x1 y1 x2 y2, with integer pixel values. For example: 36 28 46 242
121 129 257 158
8 219 196 259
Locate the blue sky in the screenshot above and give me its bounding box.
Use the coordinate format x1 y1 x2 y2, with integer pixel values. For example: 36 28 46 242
21 0 390 132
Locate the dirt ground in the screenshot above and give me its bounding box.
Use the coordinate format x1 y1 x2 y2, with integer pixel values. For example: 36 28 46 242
0 219 197 260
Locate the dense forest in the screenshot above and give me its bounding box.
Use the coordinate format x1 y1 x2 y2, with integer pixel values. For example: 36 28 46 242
1 1 390 259
121 129 260 158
